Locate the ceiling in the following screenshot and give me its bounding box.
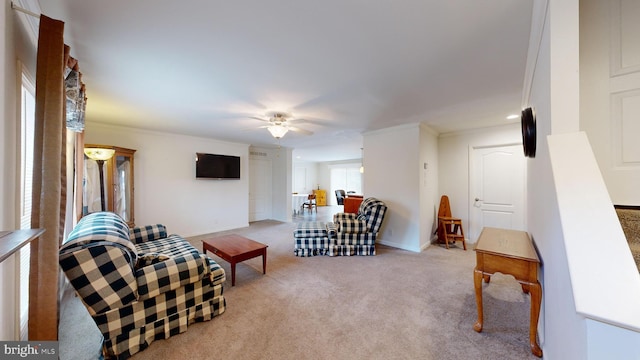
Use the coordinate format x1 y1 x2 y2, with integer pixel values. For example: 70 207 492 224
36 0 533 162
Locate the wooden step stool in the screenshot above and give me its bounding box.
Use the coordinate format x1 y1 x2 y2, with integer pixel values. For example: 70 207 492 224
438 217 466 250
437 195 467 250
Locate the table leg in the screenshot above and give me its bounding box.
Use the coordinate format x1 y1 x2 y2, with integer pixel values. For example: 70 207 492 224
529 281 543 357
262 250 267 274
473 268 484 332
231 261 236 287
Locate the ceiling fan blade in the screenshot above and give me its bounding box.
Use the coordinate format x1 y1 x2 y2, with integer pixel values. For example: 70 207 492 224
290 117 330 126
249 116 269 122
288 126 313 136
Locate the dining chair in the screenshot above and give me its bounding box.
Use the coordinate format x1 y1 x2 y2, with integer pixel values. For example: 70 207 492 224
302 194 317 213
335 190 346 205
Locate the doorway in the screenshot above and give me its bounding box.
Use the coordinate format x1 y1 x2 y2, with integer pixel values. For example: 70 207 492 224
469 144 526 241
249 158 272 221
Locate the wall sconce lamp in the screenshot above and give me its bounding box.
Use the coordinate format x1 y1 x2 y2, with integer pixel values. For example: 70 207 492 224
84 147 115 211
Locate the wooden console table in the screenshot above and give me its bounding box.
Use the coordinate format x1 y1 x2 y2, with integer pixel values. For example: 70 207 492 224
473 227 542 357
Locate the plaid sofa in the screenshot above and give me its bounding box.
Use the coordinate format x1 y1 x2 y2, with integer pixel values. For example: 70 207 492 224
293 198 387 256
59 212 226 359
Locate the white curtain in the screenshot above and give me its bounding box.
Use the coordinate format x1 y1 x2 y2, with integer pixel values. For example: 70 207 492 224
83 159 101 213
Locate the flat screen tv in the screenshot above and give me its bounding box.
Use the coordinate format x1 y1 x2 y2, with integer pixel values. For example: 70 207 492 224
195 153 240 179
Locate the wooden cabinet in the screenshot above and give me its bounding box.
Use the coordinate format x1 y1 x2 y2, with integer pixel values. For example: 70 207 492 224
313 189 327 206
83 144 136 227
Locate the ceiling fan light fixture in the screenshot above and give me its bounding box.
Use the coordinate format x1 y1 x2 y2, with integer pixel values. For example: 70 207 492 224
267 125 289 139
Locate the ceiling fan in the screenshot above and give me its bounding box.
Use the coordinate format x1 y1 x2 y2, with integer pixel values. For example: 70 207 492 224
250 111 313 139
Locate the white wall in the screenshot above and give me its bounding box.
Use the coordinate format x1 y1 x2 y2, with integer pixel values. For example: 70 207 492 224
292 161 318 195
364 123 423 252
438 123 522 243
525 0 589 357
532 1 640 357
419 125 439 250
363 123 438 252
85 123 250 237
261 146 291 222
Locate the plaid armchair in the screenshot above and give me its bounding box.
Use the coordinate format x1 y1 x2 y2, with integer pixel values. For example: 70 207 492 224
59 212 226 359
331 197 388 256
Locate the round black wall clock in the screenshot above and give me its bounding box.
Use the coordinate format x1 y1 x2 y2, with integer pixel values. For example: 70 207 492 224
521 107 536 158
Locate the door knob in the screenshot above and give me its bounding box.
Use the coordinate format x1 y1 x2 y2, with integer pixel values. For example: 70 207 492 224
475 198 483 202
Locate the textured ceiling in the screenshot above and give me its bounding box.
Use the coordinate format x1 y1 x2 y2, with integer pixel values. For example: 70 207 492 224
37 0 533 162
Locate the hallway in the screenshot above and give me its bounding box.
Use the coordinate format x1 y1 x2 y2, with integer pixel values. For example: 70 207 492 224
292 204 342 223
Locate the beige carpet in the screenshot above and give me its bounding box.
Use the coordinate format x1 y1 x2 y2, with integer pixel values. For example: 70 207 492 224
617 208 640 271
59 210 540 360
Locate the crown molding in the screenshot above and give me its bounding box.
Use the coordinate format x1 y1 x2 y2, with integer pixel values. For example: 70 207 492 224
522 0 549 108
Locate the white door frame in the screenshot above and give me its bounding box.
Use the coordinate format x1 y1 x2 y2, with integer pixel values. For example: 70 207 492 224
468 142 527 242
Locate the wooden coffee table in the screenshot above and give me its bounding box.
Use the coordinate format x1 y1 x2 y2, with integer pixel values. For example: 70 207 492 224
202 234 268 286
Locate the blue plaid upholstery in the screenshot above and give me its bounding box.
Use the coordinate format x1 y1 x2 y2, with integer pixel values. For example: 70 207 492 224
331 197 387 256
326 222 338 237
336 218 368 233
335 232 376 245
333 212 358 224
130 224 167 244
294 247 330 257
60 212 226 359
293 222 334 256
136 252 171 267
293 198 387 257
293 221 329 237
328 245 376 256
60 212 139 315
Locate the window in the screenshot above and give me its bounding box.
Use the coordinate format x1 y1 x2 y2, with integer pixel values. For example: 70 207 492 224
330 164 362 204
18 70 35 340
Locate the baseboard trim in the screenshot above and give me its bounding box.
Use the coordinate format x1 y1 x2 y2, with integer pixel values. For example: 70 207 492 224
377 240 420 253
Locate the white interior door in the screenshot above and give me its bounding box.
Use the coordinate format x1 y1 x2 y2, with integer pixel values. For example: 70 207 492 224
249 158 272 222
469 144 526 241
